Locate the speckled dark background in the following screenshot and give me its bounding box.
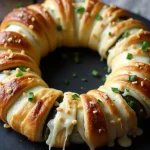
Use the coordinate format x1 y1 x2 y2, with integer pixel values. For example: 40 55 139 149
0 1 150 150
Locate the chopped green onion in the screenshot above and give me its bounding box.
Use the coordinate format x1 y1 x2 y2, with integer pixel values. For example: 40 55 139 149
108 32 112 36
81 78 88 82
128 100 135 108
51 10 55 14
122 30 130 38
111 87 119 93
20 66 27 72
126 53 133 60
79 0 85 2
92 70 99 77
16 3 23 8
101 76 106 82
72 94 80 100
113 100 115 102
57 25 62 32
76 7 85 14
141 41 149 52
95 14 103 21
28 92 34 102
127 75 137 82
74 54 80 64
97 99 103 105
126 88 130 92
64 80 69 85
72 73 77 78
16 71 23 77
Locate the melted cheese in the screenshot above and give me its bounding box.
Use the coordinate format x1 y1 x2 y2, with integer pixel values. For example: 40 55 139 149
118 135 132 147
0 69 16 81
46 92 78 150
100 86 137 147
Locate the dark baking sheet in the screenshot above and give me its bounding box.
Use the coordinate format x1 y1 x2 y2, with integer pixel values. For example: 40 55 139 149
0 12 150 150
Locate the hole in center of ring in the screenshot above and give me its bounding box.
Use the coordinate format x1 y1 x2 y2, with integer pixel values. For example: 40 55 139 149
40 47 108 94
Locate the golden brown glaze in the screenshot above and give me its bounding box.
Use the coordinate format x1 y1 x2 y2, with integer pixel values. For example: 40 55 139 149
0 52 41 75
80 94 108 148
0 74 47 122
0 31 40 64
20 88 63 141
0 0 150 149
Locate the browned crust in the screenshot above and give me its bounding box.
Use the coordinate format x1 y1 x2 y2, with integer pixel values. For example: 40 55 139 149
87 89 126 137
110 8 130 21
88 89 121 119
108 31 150 65
0 31 40 64
61 0 76 46
0 7 49 56
80 94 108 148
1 8 46 39
108 62 150 81
116 31 150 51
0 52 41 75
103 4 119 18
100 19 147 58
106 74 150 104
78 1 103 46
0 74 47 122
16 88 63 141
28 4 57 51
111 19 147 37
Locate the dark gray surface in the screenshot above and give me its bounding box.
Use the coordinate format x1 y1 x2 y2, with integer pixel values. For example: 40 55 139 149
1 9 150 150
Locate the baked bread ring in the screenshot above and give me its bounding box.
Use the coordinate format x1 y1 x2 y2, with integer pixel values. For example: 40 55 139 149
0 0 149 149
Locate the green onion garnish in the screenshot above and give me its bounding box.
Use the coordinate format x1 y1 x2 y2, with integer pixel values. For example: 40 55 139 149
76 7 85 14
28 92 34 102
128 100 135 108
122 30 130 38
74 54 80 64
72 73 77 78
16 71 23 77
92 70 99 77
141 41 149 52
16 3 23 8
127 75 137 82
108 32 112 36
51 10 55 14
126 53 133 60
111 87 119 93
81 78 88 82
126 88 130 92
97 99 103 105
101 76 106 82
72 94 80 100
20 66 27 72
64 80 69 85
95 14 103 21
57 25 62 32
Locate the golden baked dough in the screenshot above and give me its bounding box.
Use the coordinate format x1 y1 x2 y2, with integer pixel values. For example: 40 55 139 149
0 0 149 149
